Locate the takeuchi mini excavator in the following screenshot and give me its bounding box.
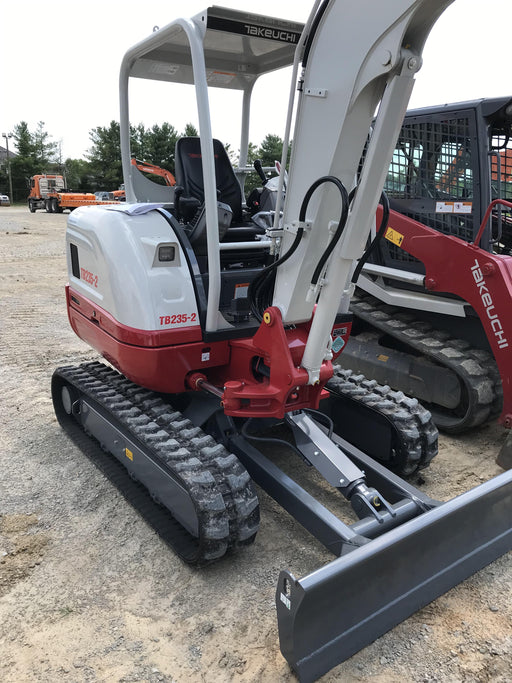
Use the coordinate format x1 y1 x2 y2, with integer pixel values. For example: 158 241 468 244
51 3 512 681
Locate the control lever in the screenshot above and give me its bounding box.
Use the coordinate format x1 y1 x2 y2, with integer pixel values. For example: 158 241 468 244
254 159 268 185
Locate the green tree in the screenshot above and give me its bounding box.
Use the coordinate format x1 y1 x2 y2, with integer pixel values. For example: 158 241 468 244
87 121 123 190
130 123 150 161
63 158 93 192
87 121 199 189
33 121 59 169
146 122 179 175
9 122 38 201
0 162 7 195
183 123 199 137
257 133 285 167
12 121 34 159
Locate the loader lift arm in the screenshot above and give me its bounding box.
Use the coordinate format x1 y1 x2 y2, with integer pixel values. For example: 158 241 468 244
53 2 512 682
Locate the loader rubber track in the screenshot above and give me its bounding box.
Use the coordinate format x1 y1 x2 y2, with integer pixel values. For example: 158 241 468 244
52 362 260 566
346 291 502 434
326 367 438 476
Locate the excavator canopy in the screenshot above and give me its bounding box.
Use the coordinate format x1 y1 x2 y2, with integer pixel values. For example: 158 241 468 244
124 6 304 90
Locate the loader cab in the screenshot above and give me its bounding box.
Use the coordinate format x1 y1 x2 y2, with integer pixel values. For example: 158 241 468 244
375 96 512 269
351 96 512 348
119 7 304 334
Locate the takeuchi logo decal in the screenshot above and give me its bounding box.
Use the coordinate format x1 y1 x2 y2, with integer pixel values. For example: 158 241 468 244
207 16 301 45
471 259 508 349
243 24 298 43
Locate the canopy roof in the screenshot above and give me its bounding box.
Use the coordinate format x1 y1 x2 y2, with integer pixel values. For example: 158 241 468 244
126 6 304 90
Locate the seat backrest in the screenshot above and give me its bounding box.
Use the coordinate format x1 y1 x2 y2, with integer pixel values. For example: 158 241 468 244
174 137 243 222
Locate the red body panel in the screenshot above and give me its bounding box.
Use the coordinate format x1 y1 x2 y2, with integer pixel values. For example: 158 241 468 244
66 287 351 417
67 286 202 347
67 287 228 394
383 205 512 427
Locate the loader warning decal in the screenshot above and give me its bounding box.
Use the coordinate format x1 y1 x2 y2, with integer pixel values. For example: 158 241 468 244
124 448 134 461
436 201 472 214
331 325 350 359
384 227 404 247
280 592 291 610
331 336 345 354
234 283 250 299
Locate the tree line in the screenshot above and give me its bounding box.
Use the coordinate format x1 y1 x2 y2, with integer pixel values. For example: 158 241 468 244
0 120 286 203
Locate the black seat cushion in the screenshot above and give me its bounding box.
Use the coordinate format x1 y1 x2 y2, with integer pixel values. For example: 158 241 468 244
175 137 243 222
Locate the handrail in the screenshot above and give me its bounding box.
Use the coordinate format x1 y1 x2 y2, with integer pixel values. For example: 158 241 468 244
473 198 512 247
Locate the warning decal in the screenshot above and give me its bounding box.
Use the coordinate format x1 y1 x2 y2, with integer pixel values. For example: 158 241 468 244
385 227 404 247
436 201 472 214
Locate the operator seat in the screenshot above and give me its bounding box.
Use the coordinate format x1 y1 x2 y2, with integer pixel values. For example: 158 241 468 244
174 137 243 223
174 136 267 274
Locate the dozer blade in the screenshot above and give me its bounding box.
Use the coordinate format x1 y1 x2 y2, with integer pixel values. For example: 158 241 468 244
496 429 512 470
276 470 512 683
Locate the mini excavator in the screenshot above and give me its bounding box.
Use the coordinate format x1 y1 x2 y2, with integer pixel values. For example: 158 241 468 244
52 2 512 680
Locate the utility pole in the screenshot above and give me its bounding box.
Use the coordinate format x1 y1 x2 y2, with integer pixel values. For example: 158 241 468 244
2 132 14 202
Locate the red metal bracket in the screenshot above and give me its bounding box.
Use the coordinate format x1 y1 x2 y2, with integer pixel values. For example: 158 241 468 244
221 307 333 419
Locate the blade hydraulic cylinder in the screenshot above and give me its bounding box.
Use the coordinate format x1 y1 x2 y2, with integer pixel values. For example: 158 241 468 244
286 411 398 521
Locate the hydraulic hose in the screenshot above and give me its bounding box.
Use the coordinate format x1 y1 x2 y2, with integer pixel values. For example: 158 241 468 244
248 175 350 321
248 226 305 322
351 190 390 284
302 0 330 68
305 176 350 286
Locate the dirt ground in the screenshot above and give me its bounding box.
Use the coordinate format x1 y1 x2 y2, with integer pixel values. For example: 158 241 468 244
0 205 511 682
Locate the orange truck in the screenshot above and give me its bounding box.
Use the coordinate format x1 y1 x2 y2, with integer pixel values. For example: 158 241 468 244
28 175 119 213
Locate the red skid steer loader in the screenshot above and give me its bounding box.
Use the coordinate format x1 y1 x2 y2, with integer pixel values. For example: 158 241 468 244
338 97 512 467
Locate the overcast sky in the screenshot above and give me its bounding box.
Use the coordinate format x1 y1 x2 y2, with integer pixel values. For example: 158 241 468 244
1 0 510 160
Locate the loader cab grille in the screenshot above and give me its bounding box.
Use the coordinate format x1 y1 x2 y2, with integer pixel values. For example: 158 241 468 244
381 112 476 271
360 98 512 273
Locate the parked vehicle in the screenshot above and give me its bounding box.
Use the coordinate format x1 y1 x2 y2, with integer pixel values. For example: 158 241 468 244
338 98 512 465
28 175 118 213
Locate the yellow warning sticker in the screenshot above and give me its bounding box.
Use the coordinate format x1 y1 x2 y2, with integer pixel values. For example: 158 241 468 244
124 448 134 461
377 354 389 362
385 227 404 247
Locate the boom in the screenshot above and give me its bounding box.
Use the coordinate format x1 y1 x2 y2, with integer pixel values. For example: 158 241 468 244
273 0 453 384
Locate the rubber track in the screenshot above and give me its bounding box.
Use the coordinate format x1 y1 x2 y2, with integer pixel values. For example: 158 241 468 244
326 367 438 476
348 291 501 433
53 362 259 566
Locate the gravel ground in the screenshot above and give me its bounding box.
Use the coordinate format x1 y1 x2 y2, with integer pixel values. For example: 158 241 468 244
0 205 511 682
